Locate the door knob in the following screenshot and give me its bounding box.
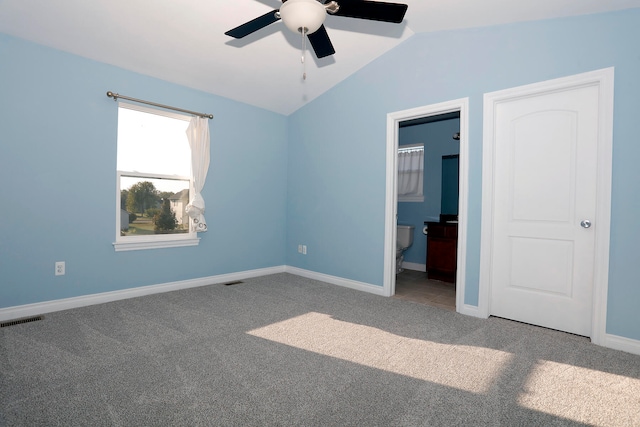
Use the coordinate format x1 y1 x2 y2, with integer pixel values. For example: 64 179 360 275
580 219 592 229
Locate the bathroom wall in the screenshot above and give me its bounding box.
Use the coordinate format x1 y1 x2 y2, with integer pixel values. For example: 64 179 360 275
397 117 460 268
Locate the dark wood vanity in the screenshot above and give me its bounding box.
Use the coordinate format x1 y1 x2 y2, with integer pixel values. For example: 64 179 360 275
425 220 458 283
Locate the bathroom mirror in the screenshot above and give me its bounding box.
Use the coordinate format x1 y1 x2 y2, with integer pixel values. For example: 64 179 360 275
441 154 459 216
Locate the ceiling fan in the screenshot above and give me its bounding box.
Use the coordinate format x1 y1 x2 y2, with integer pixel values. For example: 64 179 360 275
225 0 409 59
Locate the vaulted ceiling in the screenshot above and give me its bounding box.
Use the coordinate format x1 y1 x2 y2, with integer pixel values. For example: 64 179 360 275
2 0 640 115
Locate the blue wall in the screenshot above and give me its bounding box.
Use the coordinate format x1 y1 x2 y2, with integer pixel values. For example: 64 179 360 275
0 34 288 308
2 9 640 343
287 10 640 340
398 118 460 266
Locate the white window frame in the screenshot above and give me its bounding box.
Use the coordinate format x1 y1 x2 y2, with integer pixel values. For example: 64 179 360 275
114 103 199 252
397 143 425 203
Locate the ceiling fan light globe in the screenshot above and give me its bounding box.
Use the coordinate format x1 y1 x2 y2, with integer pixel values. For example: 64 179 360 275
280 0 326 34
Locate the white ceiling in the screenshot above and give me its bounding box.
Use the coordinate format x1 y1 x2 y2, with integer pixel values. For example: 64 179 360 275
1 0 640 115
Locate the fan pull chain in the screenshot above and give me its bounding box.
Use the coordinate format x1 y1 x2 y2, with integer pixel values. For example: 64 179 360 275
301 29 307 80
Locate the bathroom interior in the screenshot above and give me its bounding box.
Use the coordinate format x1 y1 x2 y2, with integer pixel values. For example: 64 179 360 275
395 111 460 311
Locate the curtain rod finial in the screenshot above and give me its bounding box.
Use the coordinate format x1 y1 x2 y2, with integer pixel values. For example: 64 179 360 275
106 91 118 101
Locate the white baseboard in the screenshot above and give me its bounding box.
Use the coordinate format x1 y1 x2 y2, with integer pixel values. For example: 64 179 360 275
3 266 639 357
0 266 286 322
285 266 387 296
458 303 486 318
602 333 640 356
401 262 426 272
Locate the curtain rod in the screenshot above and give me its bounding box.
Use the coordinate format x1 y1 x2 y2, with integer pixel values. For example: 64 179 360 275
106 91 213 119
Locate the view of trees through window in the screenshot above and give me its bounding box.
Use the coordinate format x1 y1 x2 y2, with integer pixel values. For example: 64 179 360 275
120 177 190 236
116 103 192 239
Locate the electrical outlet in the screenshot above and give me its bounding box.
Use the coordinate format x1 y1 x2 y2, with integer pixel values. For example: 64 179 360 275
302 245 307 255
298 245 303 254
55 261 65 276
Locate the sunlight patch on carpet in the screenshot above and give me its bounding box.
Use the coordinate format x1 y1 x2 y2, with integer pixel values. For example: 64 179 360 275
247 312 512 393
518 360 640 426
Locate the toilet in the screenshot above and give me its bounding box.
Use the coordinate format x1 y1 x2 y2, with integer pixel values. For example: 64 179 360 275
396 224 415 274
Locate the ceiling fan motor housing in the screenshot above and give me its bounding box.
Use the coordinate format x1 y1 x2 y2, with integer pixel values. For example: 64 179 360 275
280 0 327 34
225 0 407 59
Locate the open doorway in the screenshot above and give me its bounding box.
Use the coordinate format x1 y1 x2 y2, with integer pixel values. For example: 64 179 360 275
396 113 460 310
383 99 469 314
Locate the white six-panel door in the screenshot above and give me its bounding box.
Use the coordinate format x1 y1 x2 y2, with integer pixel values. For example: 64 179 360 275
481 69 614 339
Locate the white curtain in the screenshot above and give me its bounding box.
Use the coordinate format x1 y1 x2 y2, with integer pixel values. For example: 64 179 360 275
185 116 210 232
397 148 424 200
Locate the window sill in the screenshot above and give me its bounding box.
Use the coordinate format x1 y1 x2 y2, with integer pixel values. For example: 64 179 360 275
398 196 425 203
113 237 200 252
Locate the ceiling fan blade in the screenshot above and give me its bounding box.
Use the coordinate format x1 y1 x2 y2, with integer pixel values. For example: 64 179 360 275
225 10 281 39
332 0 408 24
307 25 335 58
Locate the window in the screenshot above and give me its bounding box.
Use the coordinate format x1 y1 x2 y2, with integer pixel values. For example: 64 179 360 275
115 103 198 251
397 143 424 202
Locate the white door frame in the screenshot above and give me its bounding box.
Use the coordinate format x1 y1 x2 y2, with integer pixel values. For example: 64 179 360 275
479 68 614 345
384 98 470 314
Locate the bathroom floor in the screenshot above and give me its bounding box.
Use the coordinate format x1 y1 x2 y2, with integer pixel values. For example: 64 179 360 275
394 269 456 311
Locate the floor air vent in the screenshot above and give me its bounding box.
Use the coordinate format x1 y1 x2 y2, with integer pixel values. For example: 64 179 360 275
1 315 44 328
223 280 244 286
